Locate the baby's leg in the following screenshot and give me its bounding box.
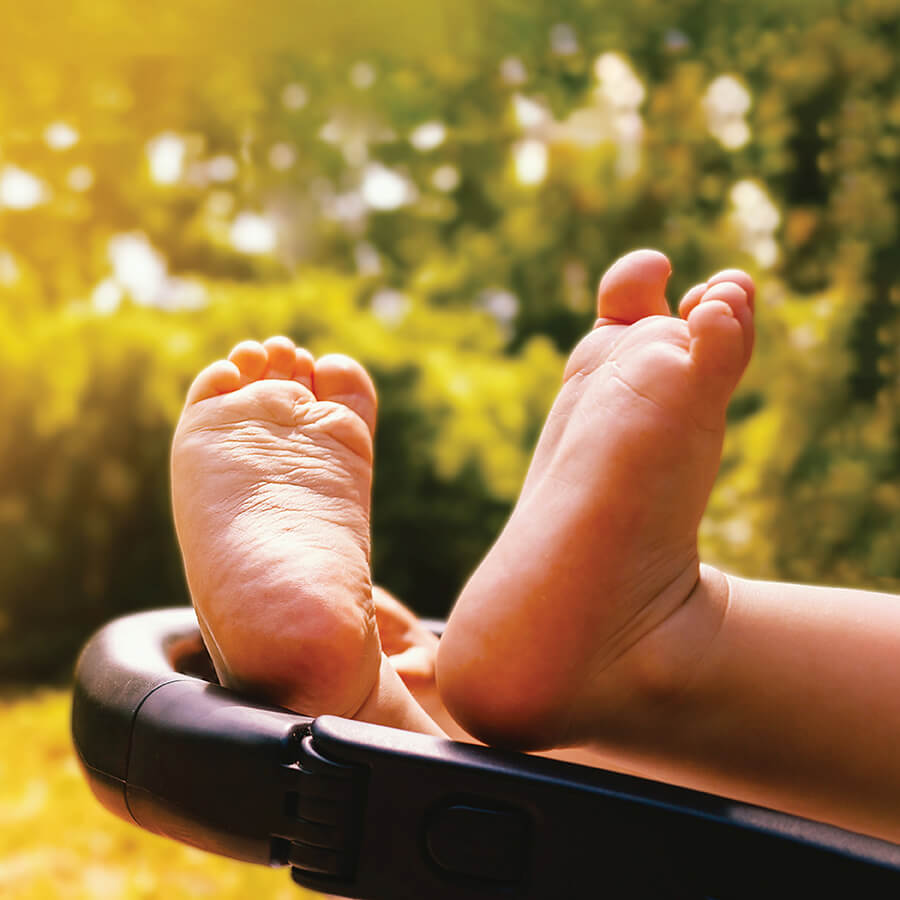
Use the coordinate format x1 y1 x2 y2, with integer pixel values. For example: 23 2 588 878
171 337 440 734
437 250 755 750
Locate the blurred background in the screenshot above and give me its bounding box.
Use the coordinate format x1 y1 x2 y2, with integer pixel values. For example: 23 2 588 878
1 0 899 895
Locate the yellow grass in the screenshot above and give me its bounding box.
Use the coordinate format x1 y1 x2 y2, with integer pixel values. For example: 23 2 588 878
0 689 322 900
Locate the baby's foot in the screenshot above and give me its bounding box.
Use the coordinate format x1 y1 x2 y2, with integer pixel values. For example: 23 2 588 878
437 250 755 750
171 337 440 733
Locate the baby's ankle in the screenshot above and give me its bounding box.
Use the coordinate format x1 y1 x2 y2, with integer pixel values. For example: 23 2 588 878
620 565 731 710
437 565 731 752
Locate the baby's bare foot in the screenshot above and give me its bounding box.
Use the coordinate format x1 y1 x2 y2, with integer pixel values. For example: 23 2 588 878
172 337 440 733
437 250 755 750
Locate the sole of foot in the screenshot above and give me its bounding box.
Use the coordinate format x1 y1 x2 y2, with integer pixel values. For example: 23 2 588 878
172 336 394 722
437 250 755 750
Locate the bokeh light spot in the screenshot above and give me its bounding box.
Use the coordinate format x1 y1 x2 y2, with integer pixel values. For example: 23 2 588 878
500 57 528 85
206 155 238 183
108 234 167 304
0 250 20 285
0 167 48 209
730 179 780 268
67 166 95 192
550 24 578 56
146 133 186 185
514 94 550 131
230 212 277 255
281 83 309 110
45 122 79 151
92 278 123 314
361 164 416 210
268 143 297 171
410 121 446 152
350 61 376 89
371 288 410 325
513 139 548 186
431 164 460 192
704 76 752 150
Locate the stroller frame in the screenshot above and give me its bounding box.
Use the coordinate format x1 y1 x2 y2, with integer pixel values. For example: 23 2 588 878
71 608 900 899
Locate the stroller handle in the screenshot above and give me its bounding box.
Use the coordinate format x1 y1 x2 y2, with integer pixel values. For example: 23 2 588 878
72 608 900 899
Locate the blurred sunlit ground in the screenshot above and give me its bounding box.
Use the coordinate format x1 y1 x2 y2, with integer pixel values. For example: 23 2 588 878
0 690 320 900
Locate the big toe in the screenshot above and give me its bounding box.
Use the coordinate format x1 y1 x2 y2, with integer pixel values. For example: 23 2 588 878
596 249 672 324
565 249 673 381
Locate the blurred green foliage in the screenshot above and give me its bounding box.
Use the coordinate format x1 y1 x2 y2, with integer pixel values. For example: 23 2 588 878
0 280 561 678
1 0 899 678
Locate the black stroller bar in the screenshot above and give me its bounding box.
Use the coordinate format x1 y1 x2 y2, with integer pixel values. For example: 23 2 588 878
71 608 900 899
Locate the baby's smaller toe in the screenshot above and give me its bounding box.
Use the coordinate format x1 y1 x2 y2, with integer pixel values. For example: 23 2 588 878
687 298 746 393
228 340 268 383
293 348 315 390
262 336 298 379
314 354 377 437
699 281 754 363
678 283 708 319
185 359 242 405
707 268 755 310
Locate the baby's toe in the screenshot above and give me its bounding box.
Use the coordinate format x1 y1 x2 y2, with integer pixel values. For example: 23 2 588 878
576 249 674 380
262 336 298 379
699 281 754 363
293 347 315 391
228 340 268 384
314 354 378 437
707 268 755 310
687 298 746 398
678 282 708 319
185 359 242 405
595 249 672 324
